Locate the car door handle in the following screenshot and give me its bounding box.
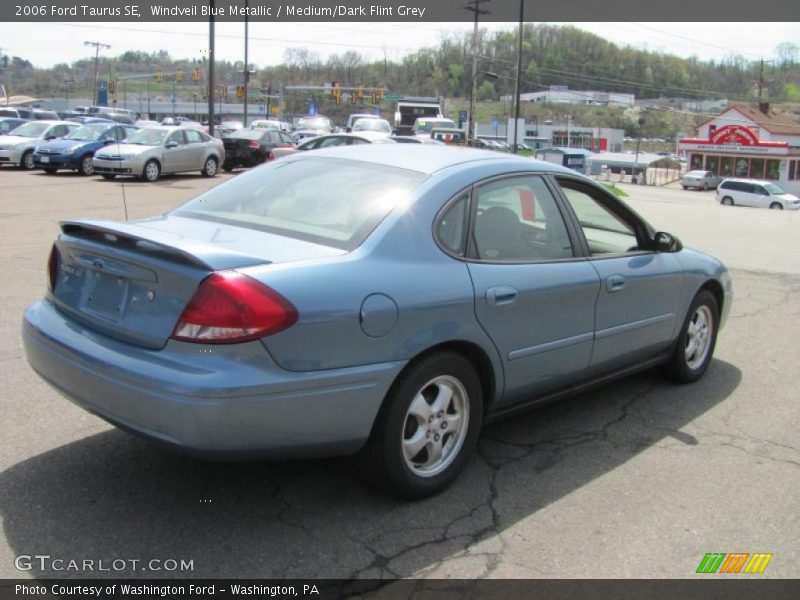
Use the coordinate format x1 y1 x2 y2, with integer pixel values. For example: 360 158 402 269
486 286 518 307
606 274 627 293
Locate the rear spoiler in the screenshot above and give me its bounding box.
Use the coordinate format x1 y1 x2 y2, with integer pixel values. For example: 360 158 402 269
60 220 271 271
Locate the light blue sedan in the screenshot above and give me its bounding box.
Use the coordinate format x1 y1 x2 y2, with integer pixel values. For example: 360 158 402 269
22 146 732 498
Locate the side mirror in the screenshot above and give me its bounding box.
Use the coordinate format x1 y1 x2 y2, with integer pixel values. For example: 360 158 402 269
654 231 682 253
102 138 115 145
345 127 352 133
165 141 178 149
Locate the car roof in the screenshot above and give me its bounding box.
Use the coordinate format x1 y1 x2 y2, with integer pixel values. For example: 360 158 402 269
301 144 567 175
720 178 772 184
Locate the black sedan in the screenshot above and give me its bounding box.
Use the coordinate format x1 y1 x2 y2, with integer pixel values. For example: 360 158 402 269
221 128 295 171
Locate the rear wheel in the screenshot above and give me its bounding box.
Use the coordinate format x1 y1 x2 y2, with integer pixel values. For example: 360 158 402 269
721 196 734 206
702 182 709 191
20 150 35 170
201 156 218 177
142 159 160 182
770 202 784 210
662 290 719 383
78 154 95 176
358 352 483 499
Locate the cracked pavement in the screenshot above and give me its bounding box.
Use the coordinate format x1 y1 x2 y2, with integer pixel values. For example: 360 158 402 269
0 173 798 580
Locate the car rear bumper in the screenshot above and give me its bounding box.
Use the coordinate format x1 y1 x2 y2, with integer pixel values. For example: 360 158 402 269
23 299 405 458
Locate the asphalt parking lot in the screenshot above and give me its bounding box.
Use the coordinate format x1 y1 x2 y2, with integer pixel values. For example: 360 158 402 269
0 167 798 580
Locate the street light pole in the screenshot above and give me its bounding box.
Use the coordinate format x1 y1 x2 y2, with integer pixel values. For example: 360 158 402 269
208 0 216 137
243 0 249 126
512 0 524 154
464 0 490 145
84 40 110 106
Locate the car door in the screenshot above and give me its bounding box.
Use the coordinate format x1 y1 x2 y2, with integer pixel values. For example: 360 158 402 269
554 176 685 373
751 184 770 208
459 174 601 404
162 130 189 173
182 129 206 169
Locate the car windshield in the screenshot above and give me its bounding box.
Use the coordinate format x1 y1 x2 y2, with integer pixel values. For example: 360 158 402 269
174 157 426 250
353 119 391 133
251 121 280 130
66 124 108 141
10 122 49 137
764 183 785 195
416 119 455 133
126 128 168 145
297 117 330 130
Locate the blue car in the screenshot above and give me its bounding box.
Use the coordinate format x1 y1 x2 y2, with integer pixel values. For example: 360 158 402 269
33 122 138 175
23 146 732 498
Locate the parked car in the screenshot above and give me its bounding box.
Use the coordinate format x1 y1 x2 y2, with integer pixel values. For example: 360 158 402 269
65 116 115 125
413 117 456 139
0 117 27 135
351 118 392 137
222 128 295 171
92 126 224 182
681 170 720 191
293 116 333 141
217 121 244 137
430 127 467 146
345 113 380 131
33 122 138 175
250 119 282 131
0 120 79 169
24 145 731 498
716 178 800 210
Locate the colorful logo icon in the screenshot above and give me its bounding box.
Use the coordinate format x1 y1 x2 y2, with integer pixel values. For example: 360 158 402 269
696 553 773 574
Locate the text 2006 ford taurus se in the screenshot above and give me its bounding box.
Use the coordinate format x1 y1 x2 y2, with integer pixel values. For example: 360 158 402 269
23 146 732 498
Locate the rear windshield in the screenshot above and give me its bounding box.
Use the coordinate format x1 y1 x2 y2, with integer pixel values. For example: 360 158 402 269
227 129 265 140
174 157 426 250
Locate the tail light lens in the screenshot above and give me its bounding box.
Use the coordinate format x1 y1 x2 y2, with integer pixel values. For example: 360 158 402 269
172 272 298 344
247 140 261 149
47 244 60 293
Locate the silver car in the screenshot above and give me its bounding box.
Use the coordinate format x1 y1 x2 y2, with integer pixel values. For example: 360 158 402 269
0 121 79 169
681 170 720 191
92 126 224 182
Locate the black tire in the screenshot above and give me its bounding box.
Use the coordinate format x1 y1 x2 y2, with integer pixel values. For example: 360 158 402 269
681 185 688 190
43 168 57 174
101 174 116 180
20 150 35 170
78 153 95 176
721 196 734 206
770 202 783 210
201 156 218 177
142 159 160 182
702 182 709 191
661 290 719 384
358 352 483 499
222 164 234 172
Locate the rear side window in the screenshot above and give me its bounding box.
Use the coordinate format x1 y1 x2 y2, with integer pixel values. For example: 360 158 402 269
436 193 469 255
175 157 426 250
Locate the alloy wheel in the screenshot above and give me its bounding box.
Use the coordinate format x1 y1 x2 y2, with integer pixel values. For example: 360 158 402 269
685 306 713 370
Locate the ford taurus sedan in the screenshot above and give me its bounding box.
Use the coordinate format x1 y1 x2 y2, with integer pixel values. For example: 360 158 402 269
92 126 224 182
23 146 731 498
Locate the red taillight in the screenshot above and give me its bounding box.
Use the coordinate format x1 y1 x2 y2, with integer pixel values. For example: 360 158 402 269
247 140 261 149
267 151 275 161
47 244 60 293
171 272 298 344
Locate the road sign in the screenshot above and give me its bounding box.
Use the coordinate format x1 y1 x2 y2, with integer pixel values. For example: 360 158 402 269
373 107 381 116
385 93 402 102
308 102 317 116
258 104 266 114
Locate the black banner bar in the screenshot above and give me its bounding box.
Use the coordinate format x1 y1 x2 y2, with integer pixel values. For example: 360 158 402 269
2 0 800 22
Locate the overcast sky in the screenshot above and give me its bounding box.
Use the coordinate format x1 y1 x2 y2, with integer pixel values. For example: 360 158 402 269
0 22 796 69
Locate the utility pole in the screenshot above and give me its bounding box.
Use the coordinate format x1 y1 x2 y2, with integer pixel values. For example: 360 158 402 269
84 40 111 106
464 0 490 145
243 0 249 126
208 0 216 136
512 0 523 154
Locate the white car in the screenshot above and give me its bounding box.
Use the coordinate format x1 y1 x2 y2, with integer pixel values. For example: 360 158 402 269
681 170 720 191
351 118 392 137
716 178 800 210
0 121 79 169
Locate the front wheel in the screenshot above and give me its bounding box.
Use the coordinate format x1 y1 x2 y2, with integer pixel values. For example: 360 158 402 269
358 352 483 499
661 290 719 383
142 159 160 182
201 156 218 177
20 150 35 170
770 202 784 210
78 154 95 176
702 182 709 191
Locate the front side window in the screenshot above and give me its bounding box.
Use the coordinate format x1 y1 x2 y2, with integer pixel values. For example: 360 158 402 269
472 175 573 261
174 157 426 250
558 180 639 255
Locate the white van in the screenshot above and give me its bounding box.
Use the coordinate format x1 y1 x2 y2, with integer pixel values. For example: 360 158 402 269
716 178 800 210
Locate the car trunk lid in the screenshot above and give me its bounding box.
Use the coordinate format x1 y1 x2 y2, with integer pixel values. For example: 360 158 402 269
51 216 344 349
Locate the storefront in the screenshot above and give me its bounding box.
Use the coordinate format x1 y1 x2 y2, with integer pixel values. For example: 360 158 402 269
678 103 800 194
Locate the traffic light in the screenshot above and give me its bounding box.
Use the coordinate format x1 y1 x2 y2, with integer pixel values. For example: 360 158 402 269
331 82 341 105
156 70 163 83
236 85 245 99
356 86 364 100
192 67 201 81
108 80 115 95
379 89 385 101
176 67 183 83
